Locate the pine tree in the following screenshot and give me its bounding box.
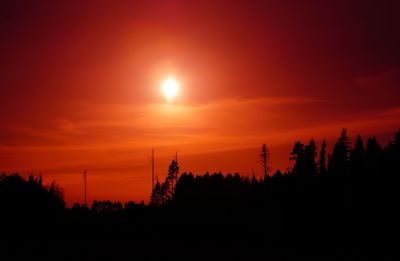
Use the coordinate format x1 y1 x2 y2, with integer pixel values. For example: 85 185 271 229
251 173 258 188
366 136 381 178
289 141 304 161
350 135 365 173
304 139 317 176
161 181 170 205
150 180 163 206
260 144 270 180
318 140 327 176
330 128 351 176
289 141 305 176
167 160 179 198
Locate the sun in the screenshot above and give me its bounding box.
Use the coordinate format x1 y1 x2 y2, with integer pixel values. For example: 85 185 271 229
161 77 179 101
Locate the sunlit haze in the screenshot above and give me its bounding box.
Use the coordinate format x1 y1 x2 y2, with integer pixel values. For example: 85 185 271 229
0 1 399 206
161 77 179 101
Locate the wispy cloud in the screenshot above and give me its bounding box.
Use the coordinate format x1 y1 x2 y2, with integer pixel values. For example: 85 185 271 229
354 67 400 94
1 95 399 205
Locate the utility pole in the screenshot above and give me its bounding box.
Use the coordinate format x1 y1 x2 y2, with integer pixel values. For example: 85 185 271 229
83 169 87 207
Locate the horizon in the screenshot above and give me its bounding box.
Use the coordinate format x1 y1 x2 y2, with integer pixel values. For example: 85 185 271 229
1 0 400 206
2 128 398 206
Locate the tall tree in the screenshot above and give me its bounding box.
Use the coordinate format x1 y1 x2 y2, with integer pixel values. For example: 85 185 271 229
330 128 351 176
167 160 180 197
289 141 304 161
318 140 327 176
150 180 163 206
350 135 366 174
383 129 400 175
289 141 304 176
161 181 170 205
366 136 381 178
260 144 270 180
290 140 317 177
304 139 317 176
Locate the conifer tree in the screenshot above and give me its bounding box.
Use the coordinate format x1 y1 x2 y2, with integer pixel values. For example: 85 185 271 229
318 140 327 176
260 144 270 180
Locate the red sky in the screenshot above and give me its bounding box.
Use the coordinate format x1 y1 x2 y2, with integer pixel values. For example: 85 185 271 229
1 0 400 205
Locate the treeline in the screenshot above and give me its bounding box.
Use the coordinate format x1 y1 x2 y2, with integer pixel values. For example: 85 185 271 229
155 128 398 209
0 173 65 228
149 128 399 245
0 128 398 242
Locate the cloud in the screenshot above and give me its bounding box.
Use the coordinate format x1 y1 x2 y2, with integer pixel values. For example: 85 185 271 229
54 118 81 134
3 95 397 154
0 95 325 165
1 96 399 205
354 68 400 94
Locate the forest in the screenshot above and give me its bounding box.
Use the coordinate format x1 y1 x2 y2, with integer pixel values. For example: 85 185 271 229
1 128 398 259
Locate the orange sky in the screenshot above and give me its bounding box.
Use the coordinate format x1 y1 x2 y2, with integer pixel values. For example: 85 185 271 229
1 1 400 205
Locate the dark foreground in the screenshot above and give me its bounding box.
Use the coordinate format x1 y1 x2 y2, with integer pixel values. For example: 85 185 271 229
1 129 398 260
2 228 395 260
0 205 396 260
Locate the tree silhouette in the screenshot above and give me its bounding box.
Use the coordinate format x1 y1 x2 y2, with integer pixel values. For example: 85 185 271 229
350 135 366 172
149 159 180 206
0 173 65 231
1 126 399 259
167 160 179 196
318 140 327 176
289 141 304 161
329 128 351 177
366 136 381 178
260 143 270 180
290 139 317 177
150 180 163 206
304 139 317 177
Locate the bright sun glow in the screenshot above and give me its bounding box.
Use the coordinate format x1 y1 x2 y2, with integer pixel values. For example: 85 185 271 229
161 77 179 101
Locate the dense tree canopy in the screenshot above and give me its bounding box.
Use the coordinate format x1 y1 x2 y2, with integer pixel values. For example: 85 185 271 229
0 128 398 250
